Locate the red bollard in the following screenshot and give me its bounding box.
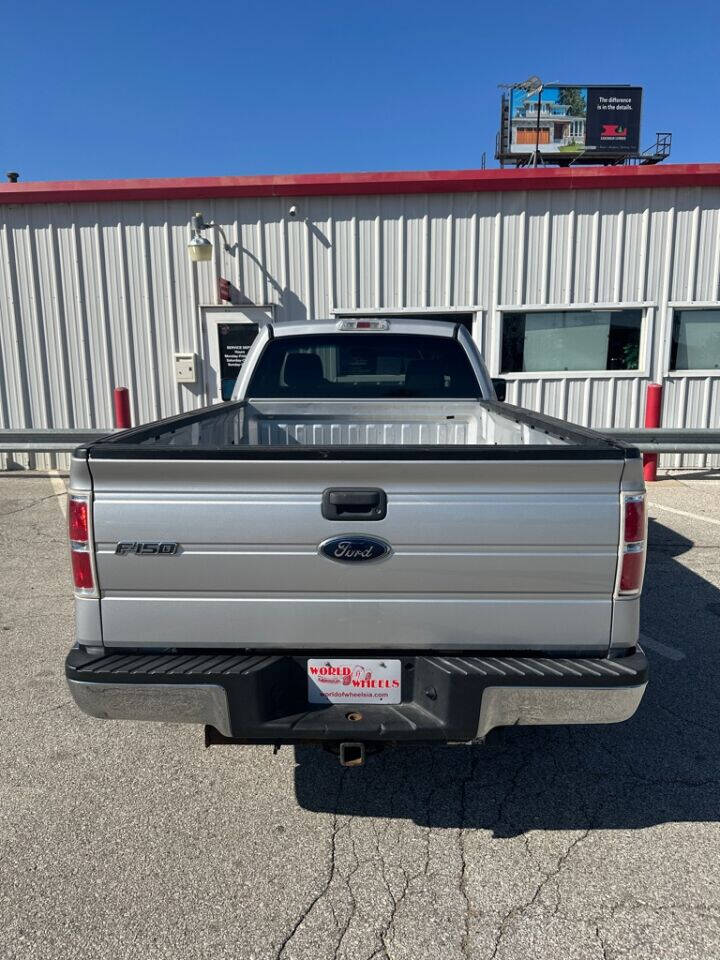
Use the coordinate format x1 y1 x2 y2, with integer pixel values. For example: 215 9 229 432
113 387 131 429
643 383 662 483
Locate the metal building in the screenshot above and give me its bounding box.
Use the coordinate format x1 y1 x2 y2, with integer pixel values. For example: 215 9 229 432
1 164 719 469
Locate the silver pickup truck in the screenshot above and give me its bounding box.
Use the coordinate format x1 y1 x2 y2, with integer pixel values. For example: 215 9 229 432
65 318 648 765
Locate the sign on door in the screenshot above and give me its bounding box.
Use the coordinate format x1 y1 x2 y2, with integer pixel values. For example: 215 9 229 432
217 323 259 400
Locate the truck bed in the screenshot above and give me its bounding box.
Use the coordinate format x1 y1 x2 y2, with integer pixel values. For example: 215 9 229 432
84 400 620 458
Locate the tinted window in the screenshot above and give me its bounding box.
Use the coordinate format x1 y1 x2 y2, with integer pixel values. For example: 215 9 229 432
246 334 481 399
501 310 642 373
671 310 720 370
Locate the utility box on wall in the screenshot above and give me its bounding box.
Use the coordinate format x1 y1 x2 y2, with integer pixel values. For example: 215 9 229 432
173 353 197 384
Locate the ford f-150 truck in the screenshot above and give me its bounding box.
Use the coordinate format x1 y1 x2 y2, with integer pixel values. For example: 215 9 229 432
65 318 648 765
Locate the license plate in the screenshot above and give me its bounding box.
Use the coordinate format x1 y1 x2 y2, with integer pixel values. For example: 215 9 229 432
307 658 402 705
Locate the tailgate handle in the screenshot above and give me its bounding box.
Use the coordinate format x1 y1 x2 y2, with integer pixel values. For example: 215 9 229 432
322 488 387 521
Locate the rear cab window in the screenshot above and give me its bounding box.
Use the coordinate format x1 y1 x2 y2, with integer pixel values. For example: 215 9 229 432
246 334 482 399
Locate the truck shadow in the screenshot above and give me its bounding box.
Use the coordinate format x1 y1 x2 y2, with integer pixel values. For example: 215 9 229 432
294 519 720 835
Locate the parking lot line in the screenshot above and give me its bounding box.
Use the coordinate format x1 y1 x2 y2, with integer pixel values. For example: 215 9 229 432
648 501 720 527
639 632 686 661
48 469 67 519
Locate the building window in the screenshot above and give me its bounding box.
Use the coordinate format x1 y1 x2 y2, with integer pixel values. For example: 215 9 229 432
670 309 720 370
501 310 643 373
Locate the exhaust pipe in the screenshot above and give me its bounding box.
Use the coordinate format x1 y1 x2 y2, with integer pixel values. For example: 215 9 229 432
339 742 365 767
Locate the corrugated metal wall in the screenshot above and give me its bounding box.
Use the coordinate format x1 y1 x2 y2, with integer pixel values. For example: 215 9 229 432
1 185 719 469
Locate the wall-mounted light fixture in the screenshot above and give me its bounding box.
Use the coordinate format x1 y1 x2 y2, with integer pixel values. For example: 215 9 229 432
187 212 232 263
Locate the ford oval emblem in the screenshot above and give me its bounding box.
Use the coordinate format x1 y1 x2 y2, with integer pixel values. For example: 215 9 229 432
319 535 392 564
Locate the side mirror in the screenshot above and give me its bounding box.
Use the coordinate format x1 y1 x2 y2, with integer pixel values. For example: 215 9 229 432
491 378 507 402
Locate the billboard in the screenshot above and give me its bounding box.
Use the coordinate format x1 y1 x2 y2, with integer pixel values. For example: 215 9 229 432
504 86 642 156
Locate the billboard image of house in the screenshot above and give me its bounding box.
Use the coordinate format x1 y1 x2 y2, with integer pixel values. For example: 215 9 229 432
509 87 587 154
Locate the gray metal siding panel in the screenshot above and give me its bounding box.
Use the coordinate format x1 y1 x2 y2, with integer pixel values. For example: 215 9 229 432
1 184 719 470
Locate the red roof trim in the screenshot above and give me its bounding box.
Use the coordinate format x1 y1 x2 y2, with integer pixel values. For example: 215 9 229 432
1 164 719 205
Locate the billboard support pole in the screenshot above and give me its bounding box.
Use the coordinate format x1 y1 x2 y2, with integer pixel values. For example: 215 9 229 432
533 85 543 167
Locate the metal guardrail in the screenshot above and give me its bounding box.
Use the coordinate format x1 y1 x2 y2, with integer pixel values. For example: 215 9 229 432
0 427 719 455
602 429 720 453
0 429 114 453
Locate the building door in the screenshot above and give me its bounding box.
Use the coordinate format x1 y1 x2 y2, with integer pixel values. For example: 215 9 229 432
201 306 273 402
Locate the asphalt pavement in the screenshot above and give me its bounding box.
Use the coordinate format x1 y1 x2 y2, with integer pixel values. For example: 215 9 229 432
1 472 719 960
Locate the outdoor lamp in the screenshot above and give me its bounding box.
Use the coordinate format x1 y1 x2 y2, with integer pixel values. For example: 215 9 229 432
187 233 213 262
187 212 213 262
187 211 232 262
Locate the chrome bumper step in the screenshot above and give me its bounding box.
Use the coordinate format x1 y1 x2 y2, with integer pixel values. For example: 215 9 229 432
66 647 648 743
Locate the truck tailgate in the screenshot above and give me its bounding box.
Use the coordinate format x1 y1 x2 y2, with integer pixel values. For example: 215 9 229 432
89 457 622 653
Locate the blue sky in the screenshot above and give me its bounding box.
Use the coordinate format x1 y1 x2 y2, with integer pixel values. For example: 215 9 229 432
3 0 718 181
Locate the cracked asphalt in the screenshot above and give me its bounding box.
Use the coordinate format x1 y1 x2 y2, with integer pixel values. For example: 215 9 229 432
1 473 719 959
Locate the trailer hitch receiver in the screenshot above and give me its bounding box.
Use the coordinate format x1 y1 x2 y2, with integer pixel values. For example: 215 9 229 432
338 742 365 767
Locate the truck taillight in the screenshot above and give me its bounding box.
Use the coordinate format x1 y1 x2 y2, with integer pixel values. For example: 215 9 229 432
71 550 94 589
623 496 645 543
617 493 646 597
69 498 89 544
69 496 95 592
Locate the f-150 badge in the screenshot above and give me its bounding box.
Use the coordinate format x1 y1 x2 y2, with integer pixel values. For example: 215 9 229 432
319 536 391 564
115 542 179 555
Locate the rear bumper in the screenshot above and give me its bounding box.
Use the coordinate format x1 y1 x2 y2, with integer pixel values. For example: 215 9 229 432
65 648 648 743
